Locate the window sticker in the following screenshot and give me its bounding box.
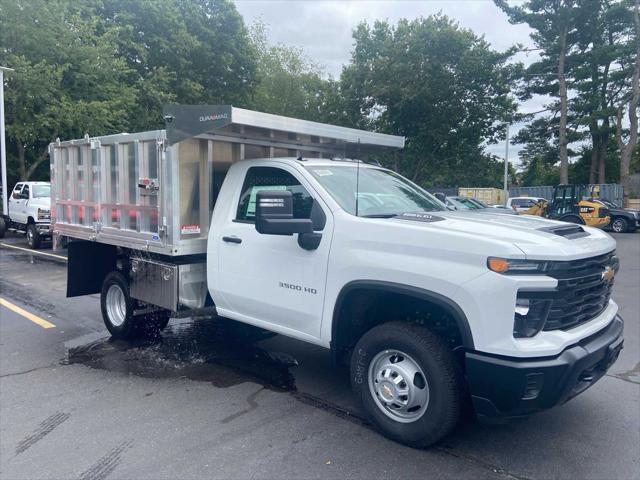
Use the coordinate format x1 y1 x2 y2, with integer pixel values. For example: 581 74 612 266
313 169 333 176
181 224 201 235
246 185 288 217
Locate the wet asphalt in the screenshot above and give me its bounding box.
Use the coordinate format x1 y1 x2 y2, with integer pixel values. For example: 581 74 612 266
0 232 638 480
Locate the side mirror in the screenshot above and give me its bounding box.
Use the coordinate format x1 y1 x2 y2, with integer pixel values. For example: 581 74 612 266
255 190 313 236
434 192 446 203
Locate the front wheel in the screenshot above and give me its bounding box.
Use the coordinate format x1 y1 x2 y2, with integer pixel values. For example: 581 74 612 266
26 224 42 249
611 217 629 233
351 322 463 448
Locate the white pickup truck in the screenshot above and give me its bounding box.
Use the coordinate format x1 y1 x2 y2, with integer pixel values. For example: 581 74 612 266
52 106 624 447
0 181 52 248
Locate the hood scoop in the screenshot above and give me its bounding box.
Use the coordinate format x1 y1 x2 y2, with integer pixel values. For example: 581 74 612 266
538 224 590 239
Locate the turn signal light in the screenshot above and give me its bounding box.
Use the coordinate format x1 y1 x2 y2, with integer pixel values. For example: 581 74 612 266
487 257 509 273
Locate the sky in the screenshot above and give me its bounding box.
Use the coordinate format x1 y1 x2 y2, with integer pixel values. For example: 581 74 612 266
234 0 543 165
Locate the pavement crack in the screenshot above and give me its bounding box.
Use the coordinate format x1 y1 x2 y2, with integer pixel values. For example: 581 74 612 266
0 364 58 378
15 412 71 455
606 373 640 385
78 440 133 480
221 386 265 424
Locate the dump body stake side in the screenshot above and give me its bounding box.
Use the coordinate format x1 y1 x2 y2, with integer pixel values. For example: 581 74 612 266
52 105 624 447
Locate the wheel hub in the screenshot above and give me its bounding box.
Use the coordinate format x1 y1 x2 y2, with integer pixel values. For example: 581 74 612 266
105 284 127 327
368 349 430 423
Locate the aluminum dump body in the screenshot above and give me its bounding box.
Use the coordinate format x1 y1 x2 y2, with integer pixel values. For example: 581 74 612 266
50 105 404 256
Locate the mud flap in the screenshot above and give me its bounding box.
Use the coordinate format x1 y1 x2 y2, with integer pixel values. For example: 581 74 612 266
67 241 117 297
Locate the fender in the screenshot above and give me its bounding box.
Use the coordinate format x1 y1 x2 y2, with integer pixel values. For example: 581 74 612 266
331 280 475 350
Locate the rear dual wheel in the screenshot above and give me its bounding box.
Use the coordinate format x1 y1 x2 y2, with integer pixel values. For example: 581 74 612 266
101 271 170 340
351 322 463 448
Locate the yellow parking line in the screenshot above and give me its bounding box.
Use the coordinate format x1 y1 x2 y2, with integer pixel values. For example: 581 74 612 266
0 242 67 261
0 298 56 329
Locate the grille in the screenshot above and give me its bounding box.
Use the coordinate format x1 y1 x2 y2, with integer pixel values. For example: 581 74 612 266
598 207 609 218
543 251 616 331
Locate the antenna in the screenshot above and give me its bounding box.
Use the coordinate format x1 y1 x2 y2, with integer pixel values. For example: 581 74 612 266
355 138 361 217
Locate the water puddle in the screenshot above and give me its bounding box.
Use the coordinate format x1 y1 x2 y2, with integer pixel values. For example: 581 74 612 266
63 317 298 390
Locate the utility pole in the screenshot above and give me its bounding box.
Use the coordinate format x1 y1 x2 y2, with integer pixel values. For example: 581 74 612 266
503 123 509 206
0 66 14 215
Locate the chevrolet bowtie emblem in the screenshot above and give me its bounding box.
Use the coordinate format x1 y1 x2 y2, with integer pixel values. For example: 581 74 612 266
601 266 615 282
382 385 393 398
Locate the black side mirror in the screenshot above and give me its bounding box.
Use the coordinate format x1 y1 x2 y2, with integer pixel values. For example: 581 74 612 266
255 190 313 236
435 192 446 203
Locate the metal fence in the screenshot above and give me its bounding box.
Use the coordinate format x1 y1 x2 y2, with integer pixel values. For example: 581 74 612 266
509 184 624 206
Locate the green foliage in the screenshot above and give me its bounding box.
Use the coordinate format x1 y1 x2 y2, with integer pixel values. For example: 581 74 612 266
248 22 350 126
0 0 257 187
339 15 520 187
496 0 638 184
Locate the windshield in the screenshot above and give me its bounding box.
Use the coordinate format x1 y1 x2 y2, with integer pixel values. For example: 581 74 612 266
466 198 488 208
306 165 446 217
32 185 50 198
601 199 619 208
452 197 483 209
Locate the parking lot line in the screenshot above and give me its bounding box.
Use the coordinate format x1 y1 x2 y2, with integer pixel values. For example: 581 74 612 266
0 298 56 329
0 242 67 261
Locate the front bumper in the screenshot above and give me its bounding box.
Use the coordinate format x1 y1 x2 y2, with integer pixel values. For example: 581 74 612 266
35 223 52 236
465 315 624 418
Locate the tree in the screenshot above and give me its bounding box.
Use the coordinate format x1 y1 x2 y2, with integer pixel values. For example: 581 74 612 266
97 0 258 131
0 0 258 188
617 0 640 198
496 0 580 184
571 0 637 183
340 15 519 187
0 0 137 186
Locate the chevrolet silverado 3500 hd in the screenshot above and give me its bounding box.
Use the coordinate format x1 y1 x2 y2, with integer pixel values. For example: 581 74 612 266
52 106 624 447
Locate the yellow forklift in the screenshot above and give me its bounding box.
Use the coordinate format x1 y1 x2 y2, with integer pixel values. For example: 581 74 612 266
523 184 610 228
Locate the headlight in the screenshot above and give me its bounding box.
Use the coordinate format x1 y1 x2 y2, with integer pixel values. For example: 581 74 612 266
513 295 552 338
487 257 548 274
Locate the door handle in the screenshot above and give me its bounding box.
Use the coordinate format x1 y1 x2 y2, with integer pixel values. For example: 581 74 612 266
222 236 242 244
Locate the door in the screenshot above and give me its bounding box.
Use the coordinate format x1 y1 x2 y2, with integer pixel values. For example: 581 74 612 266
216 165 332 338
9 183 25 223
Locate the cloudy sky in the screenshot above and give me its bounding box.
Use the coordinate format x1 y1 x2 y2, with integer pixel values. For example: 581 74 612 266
235 0 543 164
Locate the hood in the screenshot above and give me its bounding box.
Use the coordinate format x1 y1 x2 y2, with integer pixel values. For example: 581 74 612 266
392 210 616 261
28 197 51 209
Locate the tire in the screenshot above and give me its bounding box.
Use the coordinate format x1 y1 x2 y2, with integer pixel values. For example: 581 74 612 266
611 217 629 233
351 322 463 448
26 224 42 249
100 271 171 340
0 217 5 239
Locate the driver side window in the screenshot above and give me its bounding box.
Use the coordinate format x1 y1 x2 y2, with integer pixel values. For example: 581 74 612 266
236 167 314 222
12 184 23 200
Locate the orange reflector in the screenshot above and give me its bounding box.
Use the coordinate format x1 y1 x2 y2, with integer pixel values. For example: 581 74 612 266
488 257 509 273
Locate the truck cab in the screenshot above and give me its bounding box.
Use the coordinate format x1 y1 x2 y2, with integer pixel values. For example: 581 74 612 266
53 106 624 448
0 181 52 248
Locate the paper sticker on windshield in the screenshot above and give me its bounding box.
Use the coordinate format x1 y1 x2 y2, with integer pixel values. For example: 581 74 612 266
397 212 445 223
181 224 201 235
313 169 333 176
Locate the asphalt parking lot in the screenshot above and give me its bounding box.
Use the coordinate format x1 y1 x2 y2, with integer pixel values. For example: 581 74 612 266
0 232 638 480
